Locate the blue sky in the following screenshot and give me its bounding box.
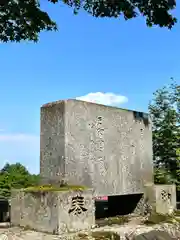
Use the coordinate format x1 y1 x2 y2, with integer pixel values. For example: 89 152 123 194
0 2 179 174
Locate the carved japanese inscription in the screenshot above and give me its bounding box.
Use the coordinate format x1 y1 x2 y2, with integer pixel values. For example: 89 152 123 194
161 190 171 203
68 195 87 216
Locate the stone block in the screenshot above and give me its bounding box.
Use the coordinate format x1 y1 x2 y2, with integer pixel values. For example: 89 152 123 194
10 188 95 234
144 184 176 215
40 99 153 196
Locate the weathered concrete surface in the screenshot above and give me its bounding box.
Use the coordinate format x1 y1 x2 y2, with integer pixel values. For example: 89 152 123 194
10 188 95 235
144 184 176 215
40 99 153 196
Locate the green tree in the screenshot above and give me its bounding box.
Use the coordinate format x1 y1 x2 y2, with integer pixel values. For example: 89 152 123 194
1 163 29 175
148 80 180 185
0 162 40 198
0 0 177 43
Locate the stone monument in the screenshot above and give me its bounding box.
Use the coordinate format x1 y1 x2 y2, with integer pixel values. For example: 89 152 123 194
40 99 153 197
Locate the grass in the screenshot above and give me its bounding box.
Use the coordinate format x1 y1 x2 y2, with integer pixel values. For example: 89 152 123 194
24 184 88 193
96 216 129 227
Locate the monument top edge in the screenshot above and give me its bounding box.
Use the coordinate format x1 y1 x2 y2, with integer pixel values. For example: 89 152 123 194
41 99 148 115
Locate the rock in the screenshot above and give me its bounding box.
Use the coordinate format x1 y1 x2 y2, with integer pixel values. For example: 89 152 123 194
132 230 176 240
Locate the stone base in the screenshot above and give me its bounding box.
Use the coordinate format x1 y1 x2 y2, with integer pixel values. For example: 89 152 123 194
10 188 95 235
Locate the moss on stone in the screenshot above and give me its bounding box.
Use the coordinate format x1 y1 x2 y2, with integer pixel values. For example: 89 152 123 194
24 184 88 192
78 231 120 240
144 213 175 225
78 233 89 239
96 216 129 227
91 231 120 240
174 209 180 216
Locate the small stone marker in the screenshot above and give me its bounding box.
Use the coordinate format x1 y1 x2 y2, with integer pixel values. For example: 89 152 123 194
143 184 176 215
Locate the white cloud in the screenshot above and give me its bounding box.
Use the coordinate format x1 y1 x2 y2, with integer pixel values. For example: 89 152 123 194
76 92 128 106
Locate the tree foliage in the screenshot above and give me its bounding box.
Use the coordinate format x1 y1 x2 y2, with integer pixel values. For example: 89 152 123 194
0 0 177 42
148 80 180 185
0 162 39 198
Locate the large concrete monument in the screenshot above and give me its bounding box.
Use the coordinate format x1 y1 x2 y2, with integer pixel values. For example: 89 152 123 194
40 99 153 196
